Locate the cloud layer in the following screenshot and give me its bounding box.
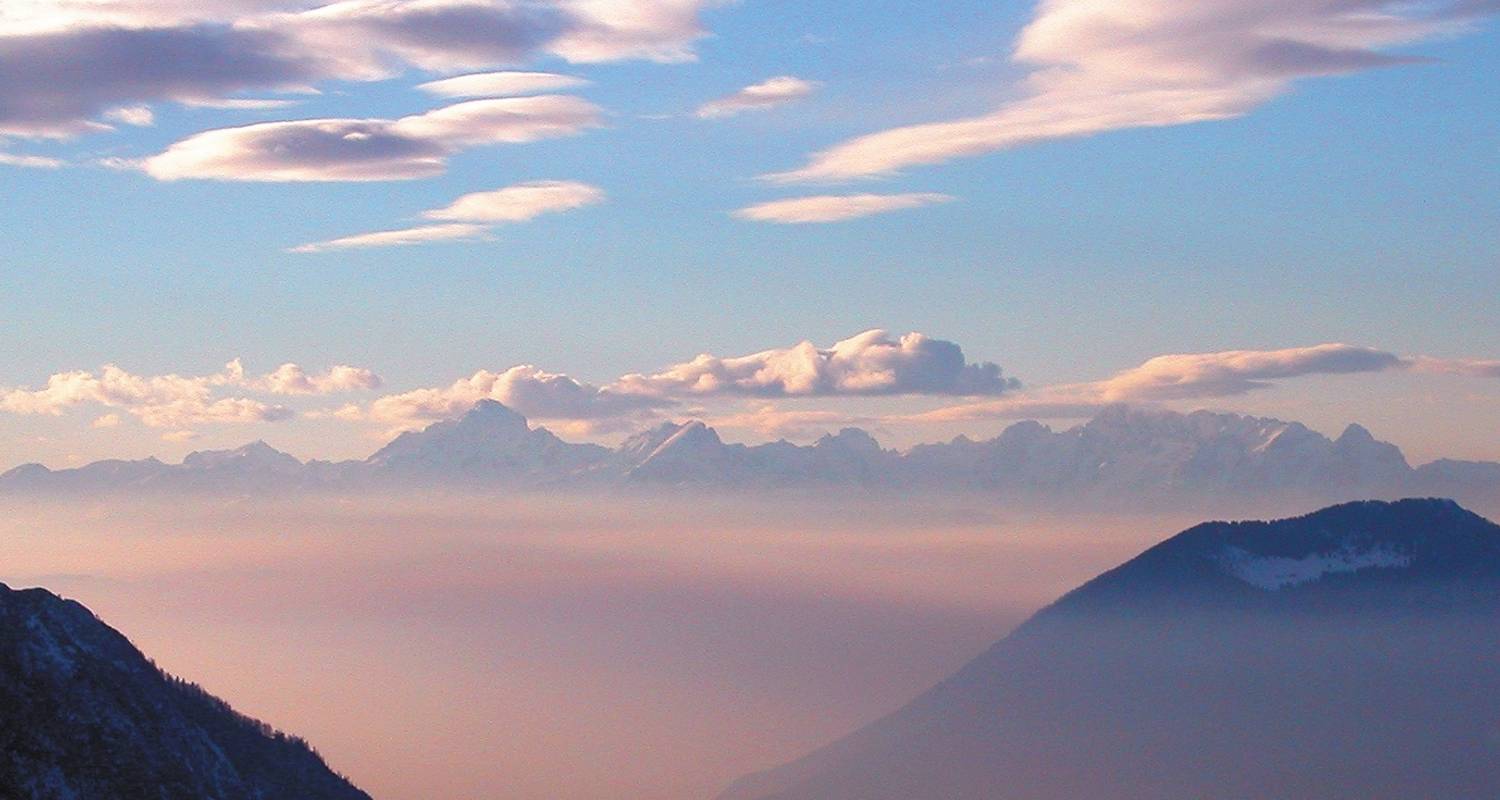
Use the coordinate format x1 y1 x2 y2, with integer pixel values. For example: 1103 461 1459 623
292 180 605 252
0 0 716 138
696 76 819 119
0 360 379 430
338 365 672 429
614 330 1017 398
145 96 603 181
417 71 589 98
735 193 954 224
914 344 1412 423
771 0 1486 181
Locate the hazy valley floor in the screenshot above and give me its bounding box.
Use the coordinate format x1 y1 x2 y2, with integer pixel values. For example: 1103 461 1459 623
0 492 1301 800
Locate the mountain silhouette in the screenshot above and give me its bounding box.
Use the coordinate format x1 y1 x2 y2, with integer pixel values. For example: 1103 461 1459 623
0 583 370 800
722 499 1500 800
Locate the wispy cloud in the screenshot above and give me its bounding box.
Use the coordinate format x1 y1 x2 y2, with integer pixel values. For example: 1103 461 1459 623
735 193 954 224
0 151 64 169
145 96 603 182
417 71 589 98
0 1 718 138
291 180 605 252
769 0 1490 181
913 344 1412 422
423 181 606 222
289 224 493 253
697 75 819 118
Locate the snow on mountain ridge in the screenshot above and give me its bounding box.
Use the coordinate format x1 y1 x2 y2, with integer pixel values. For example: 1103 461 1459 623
1216 541 1413 590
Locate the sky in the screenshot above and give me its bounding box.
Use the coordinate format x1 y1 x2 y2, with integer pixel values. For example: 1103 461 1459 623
1 0 1498 469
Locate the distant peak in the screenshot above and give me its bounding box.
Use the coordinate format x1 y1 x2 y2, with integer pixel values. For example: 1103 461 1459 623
1336 423 1375 443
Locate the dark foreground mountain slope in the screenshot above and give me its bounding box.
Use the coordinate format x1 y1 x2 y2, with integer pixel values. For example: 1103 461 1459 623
722 498 1500 800
0 583 370 800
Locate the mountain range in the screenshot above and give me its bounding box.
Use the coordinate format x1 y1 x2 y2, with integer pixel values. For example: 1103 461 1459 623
4 401 1498 503
0 582 369 800
722 498 1500 799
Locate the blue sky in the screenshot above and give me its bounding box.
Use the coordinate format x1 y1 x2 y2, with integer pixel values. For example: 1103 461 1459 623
1 0 1497 467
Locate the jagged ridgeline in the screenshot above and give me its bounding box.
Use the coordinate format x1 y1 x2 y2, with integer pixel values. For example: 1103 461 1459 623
722 499 1500 800
0 584 370 800
4 401 1499 501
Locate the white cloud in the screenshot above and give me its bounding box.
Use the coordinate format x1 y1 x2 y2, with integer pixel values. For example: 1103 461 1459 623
735 193 954 224
0 0 718 137
289 223 492 253
417 71 589 98
770 0 1489 181
144 95 603 182
1405 356 1500 379
0 359 380 428
0 151 64 168
696 75 819 118
292 180 604 252
913 343 1408 422
345 365 672 430
424 180 606 222
90 413 122 429
103 104 154 126
182 97 302 110
613 329 1017 398
252 362 384 394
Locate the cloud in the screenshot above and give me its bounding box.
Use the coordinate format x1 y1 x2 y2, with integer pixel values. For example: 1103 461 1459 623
1093 343 1404 401
735 193 954 224
344 365 673 429
182 97 302 110
769 0 1487 181
0 24 322 138
0 359 380 428
161 429 202 443
1405 356 1500 379
103 105 155 126
705 404 883 439
417 70 589 98
548 0 716 63
292 180 604 252
425 180 606 222
0 1 715 137
250 362 384 394
289 223 492 253
614 329 1018 399
144 95 602 181
912 343 1409 423
696 75 819 118
90 413 122 429
0 151 64 168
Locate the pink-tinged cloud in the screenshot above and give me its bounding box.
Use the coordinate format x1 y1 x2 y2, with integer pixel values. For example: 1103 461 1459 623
0 359 380 429
769 0 1488 181
696 75 819 118
339 364 673 430
417 71 589 98
735 193 954 224
291 180 604 252
613 329 1017 398
0 1 717 137
144 96 602 182
911 343 1410 423
289 224 492 253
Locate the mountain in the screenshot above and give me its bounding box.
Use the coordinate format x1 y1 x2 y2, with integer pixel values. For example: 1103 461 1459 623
0 583 369 800
3 403 1497 502
364 399 609 484
721 499 1500 800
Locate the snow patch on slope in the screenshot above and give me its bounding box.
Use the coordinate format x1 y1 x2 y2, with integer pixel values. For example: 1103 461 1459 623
1217 541 1412 590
